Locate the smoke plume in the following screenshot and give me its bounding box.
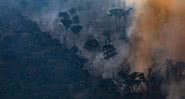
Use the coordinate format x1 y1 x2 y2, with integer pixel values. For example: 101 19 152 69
129 0 185 72
128 0 185 99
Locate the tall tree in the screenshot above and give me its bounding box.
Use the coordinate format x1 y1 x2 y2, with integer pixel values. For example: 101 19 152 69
108 8 132 33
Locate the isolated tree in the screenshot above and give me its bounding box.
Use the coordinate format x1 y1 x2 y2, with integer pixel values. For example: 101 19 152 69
102 44 117 59
84 39 99 51
108 8 124 31
108 8 132 32
102 30 118 59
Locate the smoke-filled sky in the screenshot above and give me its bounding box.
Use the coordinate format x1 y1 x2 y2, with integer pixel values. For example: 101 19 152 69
127 0 185 72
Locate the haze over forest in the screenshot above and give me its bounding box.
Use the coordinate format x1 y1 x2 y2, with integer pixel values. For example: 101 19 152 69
0 0 184 99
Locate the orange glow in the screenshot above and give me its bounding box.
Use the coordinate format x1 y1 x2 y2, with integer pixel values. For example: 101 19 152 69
129 0 185 72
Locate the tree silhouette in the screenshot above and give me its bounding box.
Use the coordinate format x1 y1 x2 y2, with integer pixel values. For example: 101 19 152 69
58 8 83 47
59 11 72 30
102 44 117 59
72 15 80 24
118 71 146 93
61 19 72 30
59 11 70 19
84 39 100 51
69 8 76 16
108 8 124 31
108 8 132 32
